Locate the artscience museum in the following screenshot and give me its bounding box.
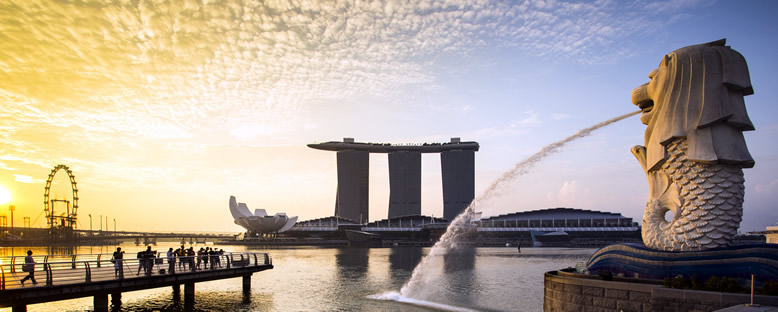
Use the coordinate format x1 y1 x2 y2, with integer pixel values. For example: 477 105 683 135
229 195 298 238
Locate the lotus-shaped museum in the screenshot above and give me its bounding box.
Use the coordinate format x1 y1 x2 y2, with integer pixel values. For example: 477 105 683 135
229 196 297 235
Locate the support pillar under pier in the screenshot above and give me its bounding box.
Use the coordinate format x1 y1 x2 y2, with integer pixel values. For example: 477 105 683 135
94 293 108 312
184 282 195 310
243 274 252 292
172 283 181 301
111 292 121 309
12 305 26 312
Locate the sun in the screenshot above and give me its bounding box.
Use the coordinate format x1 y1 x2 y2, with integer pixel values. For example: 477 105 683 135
0 185 11 205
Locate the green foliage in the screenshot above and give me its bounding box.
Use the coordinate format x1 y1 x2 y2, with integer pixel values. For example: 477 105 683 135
757 280 778 296
665 275 746 293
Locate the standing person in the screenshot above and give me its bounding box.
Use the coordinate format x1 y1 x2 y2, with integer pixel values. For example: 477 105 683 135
187 247 195 271
20 250 37 285
142 246 154 276
197 247 208 270
178 245 186 270
201 247 209 270
167 247 176 274
216 249 224 268
208 248 216 270
112 247 125 278
136 249 145 275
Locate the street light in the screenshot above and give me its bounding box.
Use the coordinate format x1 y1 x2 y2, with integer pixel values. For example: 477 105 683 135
99 214 102 232
9 205 14 230
113 218 116 232
88 214 92 235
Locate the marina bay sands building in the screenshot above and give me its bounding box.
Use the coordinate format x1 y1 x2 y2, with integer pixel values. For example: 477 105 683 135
308 138 479 223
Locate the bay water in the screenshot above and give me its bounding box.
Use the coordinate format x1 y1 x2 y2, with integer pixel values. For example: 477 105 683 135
0 243 594 311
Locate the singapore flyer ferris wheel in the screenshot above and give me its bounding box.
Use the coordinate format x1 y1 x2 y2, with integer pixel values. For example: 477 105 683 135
43 164 79 229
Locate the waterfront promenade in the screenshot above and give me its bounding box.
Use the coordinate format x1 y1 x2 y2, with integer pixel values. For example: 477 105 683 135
0 252 273 311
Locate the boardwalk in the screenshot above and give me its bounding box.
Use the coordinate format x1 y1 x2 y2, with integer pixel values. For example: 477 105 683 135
0 251 273 311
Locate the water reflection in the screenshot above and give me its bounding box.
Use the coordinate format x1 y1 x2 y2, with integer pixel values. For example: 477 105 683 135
389 247 422 272
0 245 596 312
443 246 475 273
335 247 369 278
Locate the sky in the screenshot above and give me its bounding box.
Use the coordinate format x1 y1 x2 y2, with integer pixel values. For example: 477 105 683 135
0 0 776 233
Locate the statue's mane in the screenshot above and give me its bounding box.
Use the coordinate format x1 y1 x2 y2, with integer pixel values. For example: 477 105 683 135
644 39 755 171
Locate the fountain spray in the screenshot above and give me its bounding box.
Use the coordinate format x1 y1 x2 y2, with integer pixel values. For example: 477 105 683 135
400 110 641 298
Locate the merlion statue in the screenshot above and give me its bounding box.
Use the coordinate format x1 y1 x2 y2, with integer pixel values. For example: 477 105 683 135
630 39 754 251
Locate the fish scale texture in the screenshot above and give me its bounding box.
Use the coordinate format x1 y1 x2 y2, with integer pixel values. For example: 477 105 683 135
642 138 744 251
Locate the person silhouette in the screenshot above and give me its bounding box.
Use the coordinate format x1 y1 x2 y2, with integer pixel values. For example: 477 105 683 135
20 250 38 285
112 247 125 278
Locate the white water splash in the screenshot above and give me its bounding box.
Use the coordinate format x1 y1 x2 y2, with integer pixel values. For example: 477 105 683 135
368 291 481 312
399 110 641 299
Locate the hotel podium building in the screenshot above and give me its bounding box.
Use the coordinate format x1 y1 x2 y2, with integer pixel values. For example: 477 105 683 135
308 138 479 224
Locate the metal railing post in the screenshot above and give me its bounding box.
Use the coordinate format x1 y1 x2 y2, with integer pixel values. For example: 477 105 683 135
71 255 77 269
1 266 6 290
97 254 102 268
253 254 258 266
85 262 91 282
45 263 53 286
264 253 269 265
10 257 16 273
226 255 231 269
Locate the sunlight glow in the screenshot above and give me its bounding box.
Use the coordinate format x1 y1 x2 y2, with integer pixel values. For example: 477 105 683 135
0 185 11 205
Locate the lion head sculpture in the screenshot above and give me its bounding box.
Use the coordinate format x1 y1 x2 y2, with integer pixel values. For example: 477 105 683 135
631 38 755 172
630 39 755 251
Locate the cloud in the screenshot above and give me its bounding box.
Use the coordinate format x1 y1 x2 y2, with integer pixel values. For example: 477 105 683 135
14 174 44 184
754 179 778 193
547 180 579 206
0 0 709 188
514 110 541 127
552 113 574 121
0 162 16 171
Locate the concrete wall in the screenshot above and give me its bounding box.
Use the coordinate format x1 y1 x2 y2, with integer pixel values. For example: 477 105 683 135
441 150 474 221
766 226 778 244
388 151 421 218
544 270 778 312
335 150 369 223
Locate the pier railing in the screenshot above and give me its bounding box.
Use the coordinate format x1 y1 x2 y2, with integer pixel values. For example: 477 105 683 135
0 252 271 290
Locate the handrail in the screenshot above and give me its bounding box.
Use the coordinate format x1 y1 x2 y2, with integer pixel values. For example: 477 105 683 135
85 262 91 283
0 252 271 290
45 263 52 286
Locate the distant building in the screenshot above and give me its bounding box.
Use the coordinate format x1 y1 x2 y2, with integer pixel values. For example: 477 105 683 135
334 150 369 223
388 151 421 218
285 208 641 247
229 196 297 238
477 208 640 247
479 207 637 228
766 225 778 244
308 137 479 224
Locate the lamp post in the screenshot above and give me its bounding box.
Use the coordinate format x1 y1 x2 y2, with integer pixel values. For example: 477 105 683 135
113 218 116 232
9 205 14 231
99 215 102 232
88 214 92 235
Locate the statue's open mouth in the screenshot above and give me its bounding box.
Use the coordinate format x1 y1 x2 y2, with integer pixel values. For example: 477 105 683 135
631 83 654 124
639 101 653 113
